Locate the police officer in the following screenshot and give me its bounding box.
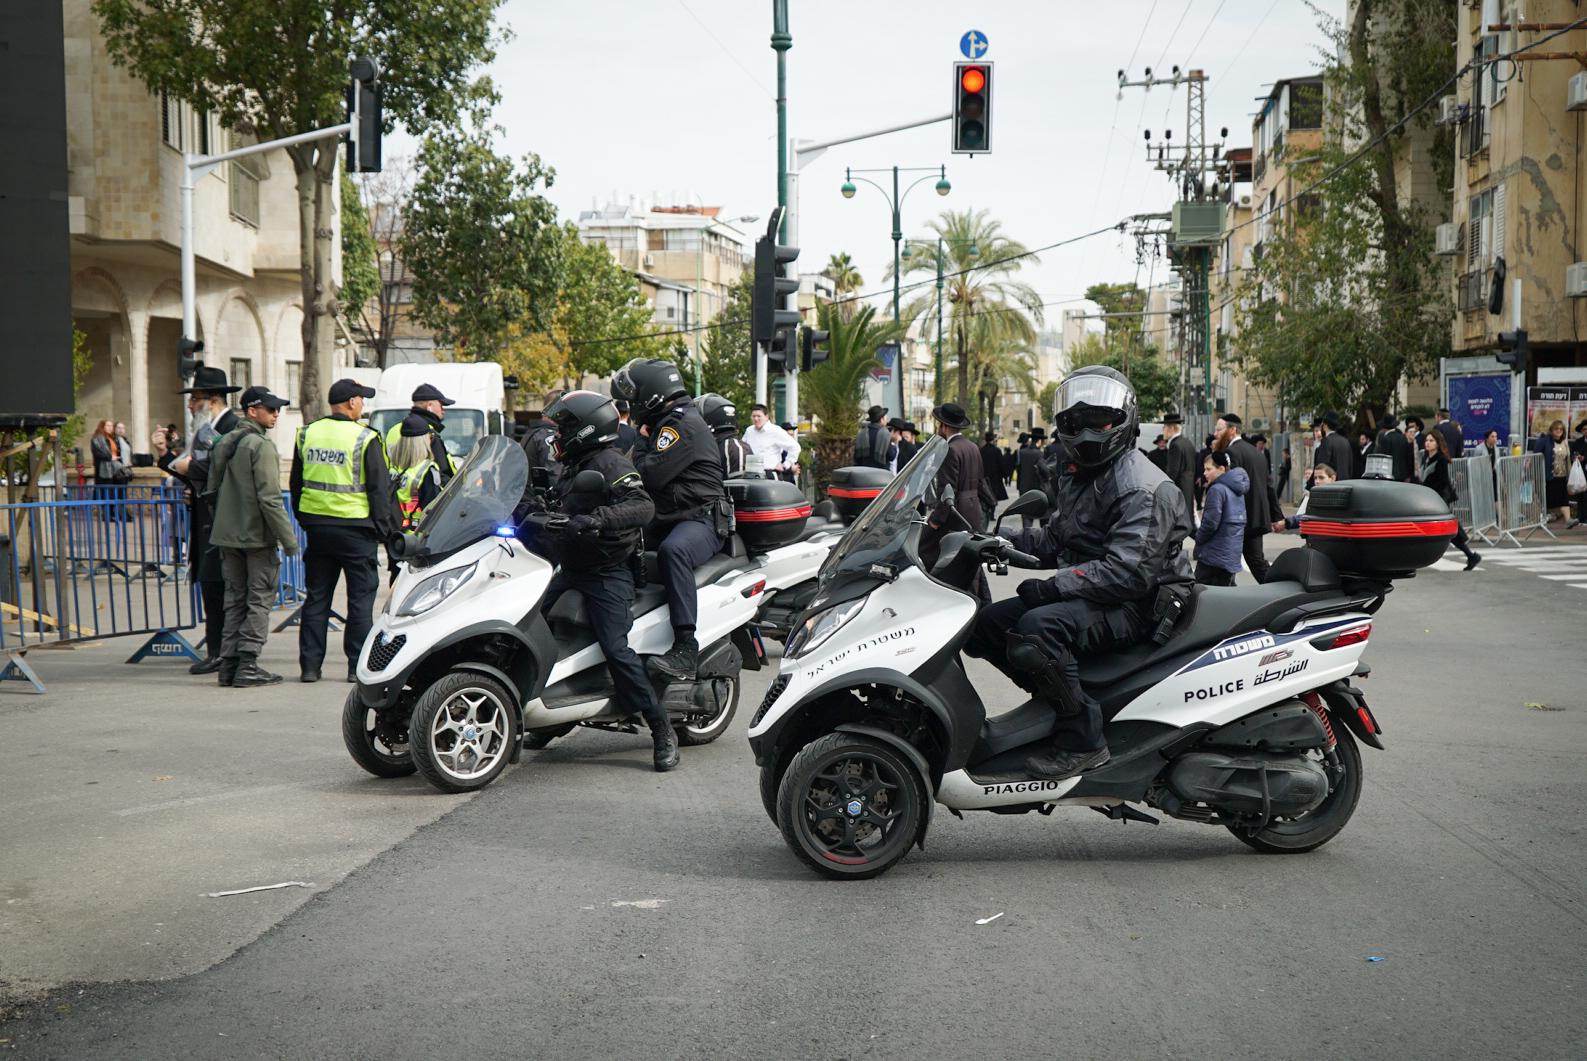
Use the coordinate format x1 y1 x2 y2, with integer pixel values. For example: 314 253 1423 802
290 378 396 683
387 412 443 583
611 358 728 680
164 362 242 673
383 383 456 483
699 393 751 477
534 390 678 771
967 366 1191 780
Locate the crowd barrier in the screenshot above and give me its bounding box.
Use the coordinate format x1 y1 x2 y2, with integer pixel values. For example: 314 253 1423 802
1493 452 1557 548
1449 456 1499 545
1 485 311 693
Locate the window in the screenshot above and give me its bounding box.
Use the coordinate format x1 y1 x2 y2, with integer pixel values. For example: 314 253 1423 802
160 93 214 154
230 358 253 390
1289 81 1323 130
284 361 301 402
228 131 268 227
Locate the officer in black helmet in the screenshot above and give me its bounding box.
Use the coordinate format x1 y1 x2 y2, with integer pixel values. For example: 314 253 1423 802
537 390 678 771
966 366 1191 780
699 392 751 477
611 358 729 680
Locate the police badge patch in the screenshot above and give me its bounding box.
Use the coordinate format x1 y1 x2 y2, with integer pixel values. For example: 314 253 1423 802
655 426 681 451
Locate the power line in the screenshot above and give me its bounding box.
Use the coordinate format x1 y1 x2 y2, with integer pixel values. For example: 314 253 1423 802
1185 0 1230 60
1216 0 1280 85
674 0 774 101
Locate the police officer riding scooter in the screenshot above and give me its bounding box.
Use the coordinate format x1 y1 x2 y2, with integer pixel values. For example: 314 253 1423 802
611 358 731 681
534 390 679 771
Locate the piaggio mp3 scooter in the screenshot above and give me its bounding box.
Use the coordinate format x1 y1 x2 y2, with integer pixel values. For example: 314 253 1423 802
748 436 1454 879
342 436 837 793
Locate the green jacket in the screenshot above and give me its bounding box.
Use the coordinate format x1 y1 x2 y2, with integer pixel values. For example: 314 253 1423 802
205 419 299 554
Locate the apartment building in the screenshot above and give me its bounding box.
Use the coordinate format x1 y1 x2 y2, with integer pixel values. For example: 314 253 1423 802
63 0 341 455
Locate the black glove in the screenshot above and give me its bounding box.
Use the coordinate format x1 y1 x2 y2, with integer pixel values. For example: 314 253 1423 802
566 513 602 536
1017 578 1061 609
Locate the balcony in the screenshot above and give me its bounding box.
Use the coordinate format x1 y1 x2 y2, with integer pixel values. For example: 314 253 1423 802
1458 270 1489 313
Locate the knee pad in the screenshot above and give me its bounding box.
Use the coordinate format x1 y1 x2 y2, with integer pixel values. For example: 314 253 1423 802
1005 633 1083 717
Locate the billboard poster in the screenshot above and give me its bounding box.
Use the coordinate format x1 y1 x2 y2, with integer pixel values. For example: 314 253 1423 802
1447 373 1511 448
1526 387 1571 440
1570 387 1587 437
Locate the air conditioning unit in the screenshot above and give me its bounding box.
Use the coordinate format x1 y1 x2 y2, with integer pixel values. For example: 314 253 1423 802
641 253 655 268
1569 72 1587 112
1236 193 1253 210
1249 417 1269 432
1567 261 1587 298
1439 95 1461 124
1435 222 1461 256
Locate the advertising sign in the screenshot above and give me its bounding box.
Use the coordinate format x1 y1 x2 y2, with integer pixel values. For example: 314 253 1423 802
1447 373 1511 449
1526 387 1572 439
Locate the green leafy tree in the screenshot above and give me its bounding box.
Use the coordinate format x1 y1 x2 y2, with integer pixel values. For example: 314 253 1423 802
1068 334 1179 420
696 270 757 411
1036 380 1060 426
63 326 94 453
93 0 503 419
801 302 904 486
556 227 668 382
339 172 380 336
401 103 564 361
1083 282 1148 351
896 208 1044 408
1231 0 1453 421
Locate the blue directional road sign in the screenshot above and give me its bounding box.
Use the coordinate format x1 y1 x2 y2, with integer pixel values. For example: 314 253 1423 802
960 30 989 60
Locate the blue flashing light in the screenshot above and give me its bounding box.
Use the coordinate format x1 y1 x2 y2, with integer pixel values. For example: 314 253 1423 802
495 525 515 537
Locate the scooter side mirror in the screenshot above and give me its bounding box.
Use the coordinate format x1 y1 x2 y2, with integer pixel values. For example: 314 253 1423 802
997 489 1050 531
570 469 606 494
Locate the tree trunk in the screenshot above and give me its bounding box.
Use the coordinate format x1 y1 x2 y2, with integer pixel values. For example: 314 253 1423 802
294 145 340 422
955 319 968 408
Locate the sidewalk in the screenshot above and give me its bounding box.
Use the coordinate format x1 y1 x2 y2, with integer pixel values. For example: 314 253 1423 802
0 596 471 1015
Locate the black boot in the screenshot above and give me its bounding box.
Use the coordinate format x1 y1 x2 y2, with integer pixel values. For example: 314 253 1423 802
232 653 284 688
189 655 223 675
1024 744 1110 780
648 715 680 772
217 656 239 687
1464 549 1482 571
647 631 699 681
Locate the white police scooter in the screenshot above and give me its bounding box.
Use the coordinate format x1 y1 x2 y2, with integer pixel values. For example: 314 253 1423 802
749 436 1451 879
342 436 835 793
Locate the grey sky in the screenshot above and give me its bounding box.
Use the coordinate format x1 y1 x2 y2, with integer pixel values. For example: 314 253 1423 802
396 0 1343 331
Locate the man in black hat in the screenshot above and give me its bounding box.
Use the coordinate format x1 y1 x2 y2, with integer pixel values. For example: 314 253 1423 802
925 402 986 542
1214 413 1282 581
165 363 242 673
384 382 456 484
290 378 396 683
1161 412 1199 521
853 405 891 469
1315 411 1356 481
979 430 1008 522
898 420 921 466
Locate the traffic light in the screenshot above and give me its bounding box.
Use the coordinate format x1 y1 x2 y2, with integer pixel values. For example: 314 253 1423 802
800 326 829 373
767 324 796 372
753 209 800 352
178 337 203 379
1496 328 1529 371
953 61 993 154
347 57 382 173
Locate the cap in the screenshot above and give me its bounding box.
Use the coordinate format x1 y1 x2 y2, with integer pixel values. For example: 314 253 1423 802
1219 412 1243 426
328 378 378 405
399 412 431 437
411 383 455 406
240 386 288 411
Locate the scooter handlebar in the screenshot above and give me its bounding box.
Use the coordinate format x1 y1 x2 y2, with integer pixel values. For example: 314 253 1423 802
1003 547 1043 569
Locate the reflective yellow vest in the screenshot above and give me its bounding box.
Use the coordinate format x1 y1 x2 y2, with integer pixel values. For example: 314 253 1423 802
296 417 380 519
395 458 438 530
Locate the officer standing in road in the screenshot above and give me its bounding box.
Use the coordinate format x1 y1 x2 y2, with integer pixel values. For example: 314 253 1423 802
291 378 396 683
534 390 678 772
611 358 728 680
383 383 457 483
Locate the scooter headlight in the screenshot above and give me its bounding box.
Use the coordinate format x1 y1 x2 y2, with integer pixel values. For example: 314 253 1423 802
396 561 478 617
784 598 865 660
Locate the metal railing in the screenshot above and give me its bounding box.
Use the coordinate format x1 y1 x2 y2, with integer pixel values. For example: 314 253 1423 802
1494 452 1557 547
1449 456 1498 545
1457 270 1489 313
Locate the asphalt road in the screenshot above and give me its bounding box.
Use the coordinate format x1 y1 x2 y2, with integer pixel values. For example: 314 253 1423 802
4 537 1585 1059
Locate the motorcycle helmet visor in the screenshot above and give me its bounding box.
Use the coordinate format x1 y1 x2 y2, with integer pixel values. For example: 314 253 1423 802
1053 374 1132 422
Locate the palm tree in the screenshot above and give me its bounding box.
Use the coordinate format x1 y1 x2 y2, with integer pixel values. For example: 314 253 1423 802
967 319 1039 434
801 300 904 485
895 208 1044 409
821 252 864 321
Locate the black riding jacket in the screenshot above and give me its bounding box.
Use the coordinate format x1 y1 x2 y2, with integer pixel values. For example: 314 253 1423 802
635 401 726 522
550 446 655 571
1010 448 1191 605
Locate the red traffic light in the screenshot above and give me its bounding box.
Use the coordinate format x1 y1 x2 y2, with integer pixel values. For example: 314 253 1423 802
960 66 986 94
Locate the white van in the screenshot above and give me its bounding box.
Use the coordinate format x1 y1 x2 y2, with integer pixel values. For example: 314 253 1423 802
366 362 506 459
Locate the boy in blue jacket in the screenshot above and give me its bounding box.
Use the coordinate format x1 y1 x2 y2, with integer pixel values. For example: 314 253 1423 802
1194 451 1248 586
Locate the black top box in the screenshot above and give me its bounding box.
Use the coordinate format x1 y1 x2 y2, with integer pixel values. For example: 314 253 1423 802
1299 478 1456 577
827 466 894 524
727 477 811 551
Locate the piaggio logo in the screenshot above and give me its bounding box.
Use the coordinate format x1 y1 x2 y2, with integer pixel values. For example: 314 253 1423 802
981 780 1065 796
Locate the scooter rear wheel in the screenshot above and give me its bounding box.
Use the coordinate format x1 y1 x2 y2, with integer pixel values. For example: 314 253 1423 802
777 732 925 880
341 689 415 779
1228 724 1363 854
675 676 739 746
409 671 520 793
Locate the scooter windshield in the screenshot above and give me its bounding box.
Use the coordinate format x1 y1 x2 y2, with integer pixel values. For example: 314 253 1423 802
819 435 949 583
406 435 528 566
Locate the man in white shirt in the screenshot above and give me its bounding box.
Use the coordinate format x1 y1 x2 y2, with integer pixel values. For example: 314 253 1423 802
744 404 800 481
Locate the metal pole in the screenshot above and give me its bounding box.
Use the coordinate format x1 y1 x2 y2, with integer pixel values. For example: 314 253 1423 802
179 158 199 448
935 238 945 408
892 166 904 416
773 0 790 242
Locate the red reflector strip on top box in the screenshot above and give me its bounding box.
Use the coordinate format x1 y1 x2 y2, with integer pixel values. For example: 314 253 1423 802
1301 518 1458 539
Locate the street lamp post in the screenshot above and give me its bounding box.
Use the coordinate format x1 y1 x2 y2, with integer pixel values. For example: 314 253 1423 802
841 164 949 417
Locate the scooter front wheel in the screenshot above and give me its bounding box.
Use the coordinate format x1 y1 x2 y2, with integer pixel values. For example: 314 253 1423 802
409 671 521 794
776 732 926 881
341 689 416 779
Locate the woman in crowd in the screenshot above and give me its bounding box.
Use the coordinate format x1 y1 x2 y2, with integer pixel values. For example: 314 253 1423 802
1480 428 1500 488
1193 450 1246 587
90 418 131 521
1423 428 1481 570
1532 420 1571 522
1282 462 1335 529
386 415 444 583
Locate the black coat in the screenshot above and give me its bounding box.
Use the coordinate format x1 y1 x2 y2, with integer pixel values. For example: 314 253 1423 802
549 446 655 571
979 442 1008 502
1164 432 1198 517
1014 444 1044 496
1316 430 1356 481
931 432 986 533
635 401 726 522
1225 437 1280 533
1373 427 1414 482
1436 419 1465 457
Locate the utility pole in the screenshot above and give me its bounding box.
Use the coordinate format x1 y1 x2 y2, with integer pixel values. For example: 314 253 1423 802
1117 66 1229 428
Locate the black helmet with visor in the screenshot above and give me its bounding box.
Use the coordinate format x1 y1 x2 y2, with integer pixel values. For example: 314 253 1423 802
611 358 688 426
1052 365 1139 469
545 389 620 463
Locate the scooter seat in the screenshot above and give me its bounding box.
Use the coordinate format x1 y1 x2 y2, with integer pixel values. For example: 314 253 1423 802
1078 580 1313 688
641 549 746 588
545 584 671 631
